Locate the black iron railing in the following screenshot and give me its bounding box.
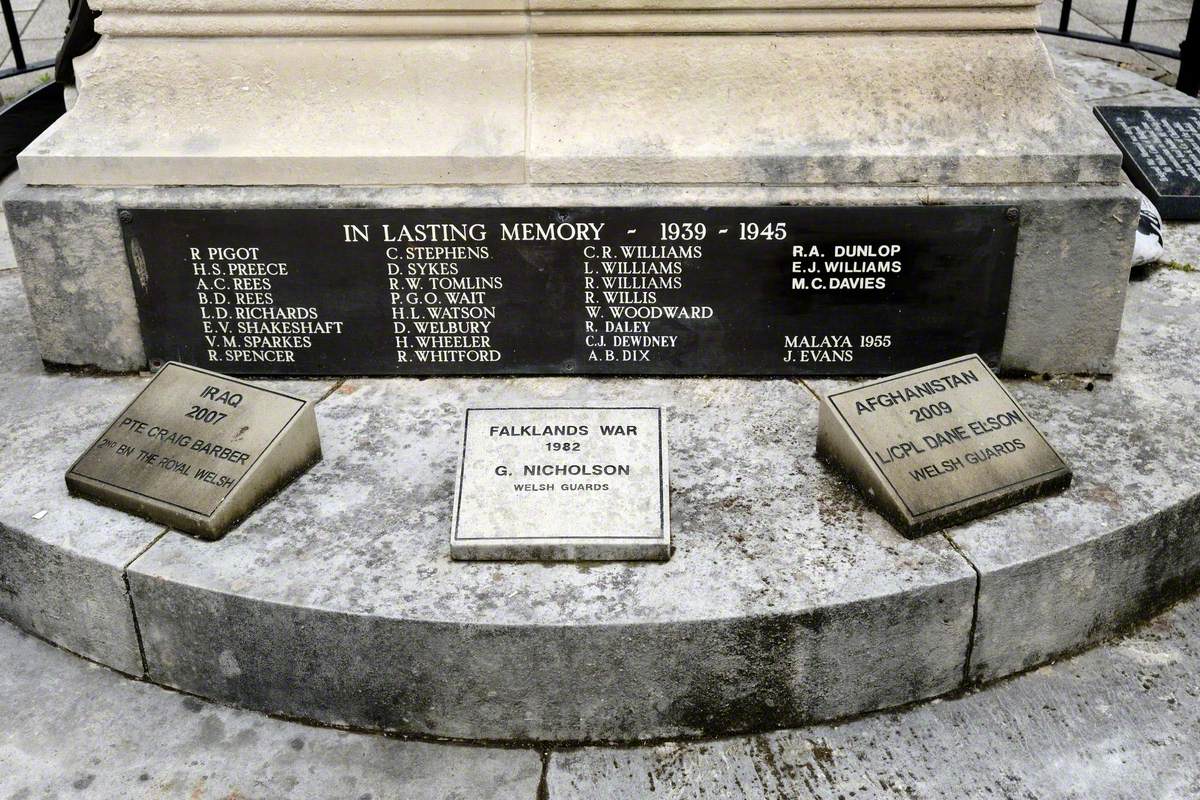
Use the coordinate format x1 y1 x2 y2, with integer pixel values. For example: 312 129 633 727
1040 0 1200 96
0 0 57 81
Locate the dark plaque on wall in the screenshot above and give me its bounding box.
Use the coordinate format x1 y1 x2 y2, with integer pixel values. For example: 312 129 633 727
1095 106 1200 220
120 205 1018 377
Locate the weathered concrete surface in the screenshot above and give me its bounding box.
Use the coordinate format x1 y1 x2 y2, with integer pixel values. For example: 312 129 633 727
128 377 976 742
0 270 159 675
950 266 1200 680
5 180 1137 375
547 590 1200 799
1161 228 1200 268
0 269 334 674
23 36 528 187
1049 47 1174 102
0 620 542 800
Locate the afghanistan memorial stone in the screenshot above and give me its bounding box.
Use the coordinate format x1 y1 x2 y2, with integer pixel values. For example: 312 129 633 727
451 407 670 561
1095 106 1200 220
66 362 321 540
816 354 1071 536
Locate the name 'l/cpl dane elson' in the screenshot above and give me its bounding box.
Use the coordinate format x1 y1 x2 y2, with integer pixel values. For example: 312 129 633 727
816 354 1072 537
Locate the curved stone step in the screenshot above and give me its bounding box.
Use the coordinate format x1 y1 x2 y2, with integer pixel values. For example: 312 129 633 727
547 584 1200 798
4 581 1198 798
1 265 1198 743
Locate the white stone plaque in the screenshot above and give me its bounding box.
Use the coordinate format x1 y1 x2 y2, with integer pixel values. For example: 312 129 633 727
817 354 1071 536
451 407 671 561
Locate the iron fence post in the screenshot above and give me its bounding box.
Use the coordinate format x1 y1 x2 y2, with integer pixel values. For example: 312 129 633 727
1178 0 1200 96
0 0 25 72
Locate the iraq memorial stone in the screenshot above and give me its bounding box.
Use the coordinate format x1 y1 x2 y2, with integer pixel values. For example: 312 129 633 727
1095 106 1200 220
817 355 1072 536
451 407 670 561
66 363 321 539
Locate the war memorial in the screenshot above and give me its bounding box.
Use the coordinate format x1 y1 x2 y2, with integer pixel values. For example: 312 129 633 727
0 0 1199 795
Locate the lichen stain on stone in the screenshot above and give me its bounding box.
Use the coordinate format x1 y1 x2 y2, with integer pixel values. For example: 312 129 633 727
663 616 803 736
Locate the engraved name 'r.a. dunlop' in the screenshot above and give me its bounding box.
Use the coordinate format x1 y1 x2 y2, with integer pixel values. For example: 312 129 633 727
816 354 1071 536
66 362 321 539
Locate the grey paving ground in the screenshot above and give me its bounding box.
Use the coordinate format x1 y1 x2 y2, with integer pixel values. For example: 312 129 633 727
3 585 1200 799
0 621 543 800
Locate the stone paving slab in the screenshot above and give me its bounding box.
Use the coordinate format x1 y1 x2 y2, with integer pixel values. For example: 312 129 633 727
1049 47 1175 100
1043 27 1171 79
1072 0 1192 25
0 620 543 800
1094 87 1200 105
547 589 1200 799
1161 227 1200 265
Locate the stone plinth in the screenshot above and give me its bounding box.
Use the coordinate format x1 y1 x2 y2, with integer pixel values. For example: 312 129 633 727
8 0 1139 374
17 0 1115 187
2 265 1200 742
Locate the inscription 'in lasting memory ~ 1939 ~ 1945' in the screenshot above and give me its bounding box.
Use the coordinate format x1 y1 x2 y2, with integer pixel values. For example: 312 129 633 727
815 354 1071 536
120 205 1019 377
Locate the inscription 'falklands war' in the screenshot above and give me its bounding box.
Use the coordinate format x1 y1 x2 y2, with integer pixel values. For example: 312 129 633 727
451 407 670 562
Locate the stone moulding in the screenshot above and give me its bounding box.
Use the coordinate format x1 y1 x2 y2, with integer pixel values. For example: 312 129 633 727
93 9 1040 36
16 0 1119 188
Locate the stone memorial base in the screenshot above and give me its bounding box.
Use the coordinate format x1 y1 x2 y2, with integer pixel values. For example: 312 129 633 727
2 264 1198 743
7 9 1142 376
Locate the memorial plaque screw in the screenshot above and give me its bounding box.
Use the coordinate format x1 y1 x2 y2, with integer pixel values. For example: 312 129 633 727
119 211 133 224
1006 207 1020 222
149 358 164 372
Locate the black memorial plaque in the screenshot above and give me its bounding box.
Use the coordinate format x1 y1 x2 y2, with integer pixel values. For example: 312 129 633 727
1096 106 1200 220
120 206 1018 377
